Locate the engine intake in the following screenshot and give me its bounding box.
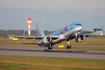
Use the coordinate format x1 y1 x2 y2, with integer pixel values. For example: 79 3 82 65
75 34 85 42
42 36 52 43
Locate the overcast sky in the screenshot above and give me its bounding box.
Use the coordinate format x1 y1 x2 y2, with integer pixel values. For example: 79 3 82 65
0 0 105 31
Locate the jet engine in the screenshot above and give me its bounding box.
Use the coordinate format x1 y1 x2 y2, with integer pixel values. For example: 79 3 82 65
75 34 85 42
42 36 52 43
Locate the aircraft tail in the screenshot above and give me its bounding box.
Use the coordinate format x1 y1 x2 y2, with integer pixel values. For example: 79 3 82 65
36 23 45 36
1 30 5 36
102 26 104 32
99 26 104 36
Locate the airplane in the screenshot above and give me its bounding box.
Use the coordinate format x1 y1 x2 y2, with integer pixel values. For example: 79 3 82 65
10 22 104 50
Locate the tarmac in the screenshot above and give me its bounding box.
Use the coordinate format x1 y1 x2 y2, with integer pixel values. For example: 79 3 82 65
0 44 105 59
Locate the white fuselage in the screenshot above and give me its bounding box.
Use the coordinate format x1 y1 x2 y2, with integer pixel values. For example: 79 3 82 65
54 27 82 43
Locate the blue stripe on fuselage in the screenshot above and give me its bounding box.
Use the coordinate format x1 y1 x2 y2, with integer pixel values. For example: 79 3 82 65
48 22 82 36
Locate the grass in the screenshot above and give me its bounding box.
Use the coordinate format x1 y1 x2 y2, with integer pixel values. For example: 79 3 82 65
0 39 37 45
0 39 105 45
0 55 105 70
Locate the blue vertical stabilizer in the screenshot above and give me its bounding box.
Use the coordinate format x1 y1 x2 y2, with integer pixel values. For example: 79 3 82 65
1 30 5 36
36 23 45 36
102 26 104 32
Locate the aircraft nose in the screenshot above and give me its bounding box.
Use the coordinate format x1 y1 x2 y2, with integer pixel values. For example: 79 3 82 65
79 26 83 31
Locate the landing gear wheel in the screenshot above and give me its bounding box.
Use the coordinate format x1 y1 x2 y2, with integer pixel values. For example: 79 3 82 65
48 45 53 50
66 45 71 49
66 39 71 49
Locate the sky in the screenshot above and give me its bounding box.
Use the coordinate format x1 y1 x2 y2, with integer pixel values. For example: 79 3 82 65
0 0 105 31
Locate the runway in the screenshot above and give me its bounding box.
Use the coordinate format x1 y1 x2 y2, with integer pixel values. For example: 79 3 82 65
0 44 105 59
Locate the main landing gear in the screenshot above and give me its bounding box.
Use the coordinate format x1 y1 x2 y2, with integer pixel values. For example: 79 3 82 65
66 40 71 49
66 45 71 49
48 45 53 50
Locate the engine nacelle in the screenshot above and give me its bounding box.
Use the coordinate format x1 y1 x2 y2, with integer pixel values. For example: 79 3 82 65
42 36 52 43
75 34 85 42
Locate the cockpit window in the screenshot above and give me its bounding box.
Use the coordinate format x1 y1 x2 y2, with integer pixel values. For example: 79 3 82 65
74 24 81 26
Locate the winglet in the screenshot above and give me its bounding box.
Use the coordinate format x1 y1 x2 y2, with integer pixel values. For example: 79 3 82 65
36 23 45 36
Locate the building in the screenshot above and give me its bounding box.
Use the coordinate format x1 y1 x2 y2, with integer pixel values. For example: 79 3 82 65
93 28 103 35
94 28 102 32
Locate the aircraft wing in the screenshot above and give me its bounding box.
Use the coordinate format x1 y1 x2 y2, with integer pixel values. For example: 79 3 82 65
68 31 104 40
83 32 103 37
21 42 40 44
9 36 59 40
9 36 44 39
